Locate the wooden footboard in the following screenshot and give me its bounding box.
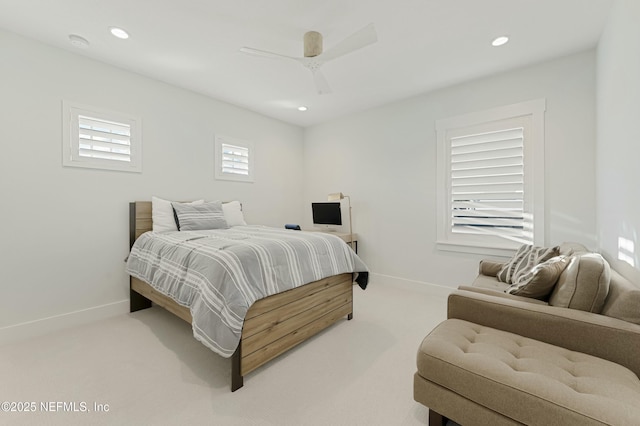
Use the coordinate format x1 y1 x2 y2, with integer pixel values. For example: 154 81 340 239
240 272 353 378
128 201 354 391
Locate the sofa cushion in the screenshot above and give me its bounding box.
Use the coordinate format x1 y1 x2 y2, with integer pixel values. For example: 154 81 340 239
601 269 640 325
459 285 548 306
497 245 559 284
471 275 511 292
505 255 569 300
416 319 640 426
548 253 610 313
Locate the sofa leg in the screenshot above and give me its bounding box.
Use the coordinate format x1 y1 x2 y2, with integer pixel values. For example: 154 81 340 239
429 409 447 426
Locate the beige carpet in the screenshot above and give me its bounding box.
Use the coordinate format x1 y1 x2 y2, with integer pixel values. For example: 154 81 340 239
0 279 450 425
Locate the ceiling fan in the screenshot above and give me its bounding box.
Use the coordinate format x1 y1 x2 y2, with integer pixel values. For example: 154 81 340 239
239 23 377 95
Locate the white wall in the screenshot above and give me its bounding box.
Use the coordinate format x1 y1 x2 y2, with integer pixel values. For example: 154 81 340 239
596 0 640 282
1 19 618 336
0 30 304 331
304 51 598 287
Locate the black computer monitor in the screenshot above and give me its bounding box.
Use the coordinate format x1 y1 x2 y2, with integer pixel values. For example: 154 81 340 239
312 202 342 226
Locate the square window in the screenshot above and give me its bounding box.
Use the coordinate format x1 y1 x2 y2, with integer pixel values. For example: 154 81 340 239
215 135 254 182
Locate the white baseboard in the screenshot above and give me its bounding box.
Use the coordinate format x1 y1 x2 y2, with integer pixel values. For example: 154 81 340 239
369 272 456 298
0 300 129 345
0 274 455 345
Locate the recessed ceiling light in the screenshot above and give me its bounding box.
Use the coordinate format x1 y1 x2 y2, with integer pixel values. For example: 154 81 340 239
109 27 130 39
298 106 308 112
68 34 89 49
492 36 509 47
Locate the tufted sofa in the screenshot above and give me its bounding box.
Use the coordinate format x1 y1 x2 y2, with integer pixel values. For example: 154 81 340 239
413 243 640 425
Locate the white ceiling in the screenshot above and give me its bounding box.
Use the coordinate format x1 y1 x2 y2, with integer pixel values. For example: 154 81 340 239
0 0 612 127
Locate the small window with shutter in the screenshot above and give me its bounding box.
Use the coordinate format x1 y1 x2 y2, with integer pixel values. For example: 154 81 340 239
62 101 142 173
215 135 254 182
436 100 546 256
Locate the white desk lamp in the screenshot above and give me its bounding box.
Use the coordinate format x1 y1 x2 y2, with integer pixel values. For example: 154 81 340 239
327 192 353 250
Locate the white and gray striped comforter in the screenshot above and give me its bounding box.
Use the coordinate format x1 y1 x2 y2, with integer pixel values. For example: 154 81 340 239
126 226 369 357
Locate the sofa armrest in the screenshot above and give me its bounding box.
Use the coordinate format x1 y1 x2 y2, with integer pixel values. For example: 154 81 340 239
479 260 503 277
448 289 640 378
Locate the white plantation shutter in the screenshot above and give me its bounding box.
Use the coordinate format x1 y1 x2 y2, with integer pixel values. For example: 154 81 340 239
63 101 142 172
221 143 249 175
450 127 528 240
215 135 254 182
436 100 546 255
78 115 132 162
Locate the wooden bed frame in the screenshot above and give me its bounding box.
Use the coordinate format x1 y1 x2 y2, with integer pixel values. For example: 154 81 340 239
128 201 354 391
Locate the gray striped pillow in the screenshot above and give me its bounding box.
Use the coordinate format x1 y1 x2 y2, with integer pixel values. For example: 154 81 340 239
172 201 229 231
506 255 569 299
497 244 560 284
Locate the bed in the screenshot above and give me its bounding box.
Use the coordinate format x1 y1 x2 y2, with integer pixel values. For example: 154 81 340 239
126 200 369 391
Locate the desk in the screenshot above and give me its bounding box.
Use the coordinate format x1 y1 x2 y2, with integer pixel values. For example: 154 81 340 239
308 231 358 253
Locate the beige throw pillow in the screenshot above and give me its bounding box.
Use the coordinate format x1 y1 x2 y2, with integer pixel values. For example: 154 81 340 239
506 255 569 299
497 244 560 284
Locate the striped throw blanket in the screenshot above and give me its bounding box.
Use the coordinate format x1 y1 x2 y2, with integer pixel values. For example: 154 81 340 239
126 226 369 357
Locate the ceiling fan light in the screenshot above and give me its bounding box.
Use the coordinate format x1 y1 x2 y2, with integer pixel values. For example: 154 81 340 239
492 36 509 47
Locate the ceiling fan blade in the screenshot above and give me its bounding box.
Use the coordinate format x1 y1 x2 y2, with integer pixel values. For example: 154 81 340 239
319 23 377 62
239 47 297 61
312 69 332 95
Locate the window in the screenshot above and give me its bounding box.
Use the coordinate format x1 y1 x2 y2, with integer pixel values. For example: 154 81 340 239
62 101 142 173
215 135 254 182
436 99 546 256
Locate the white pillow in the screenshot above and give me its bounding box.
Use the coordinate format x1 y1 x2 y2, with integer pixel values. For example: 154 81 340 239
152 196 204 232
222 200 247 226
